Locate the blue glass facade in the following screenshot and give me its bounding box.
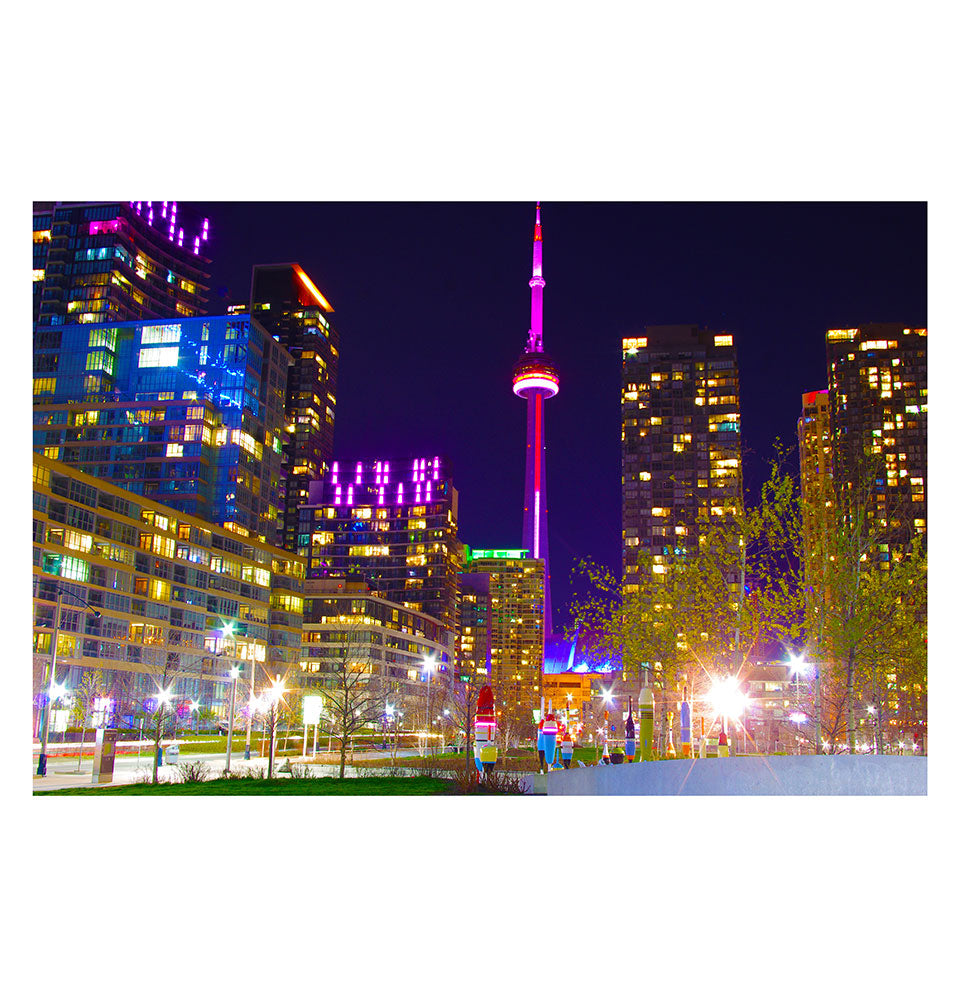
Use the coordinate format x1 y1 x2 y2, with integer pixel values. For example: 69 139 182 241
33 314 292 545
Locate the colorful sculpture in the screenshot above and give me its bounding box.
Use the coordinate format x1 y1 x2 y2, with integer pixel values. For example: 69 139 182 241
680 685 692 758
560 729 574 768
625 696 636 762
540 704 559 773
666 710 677 759
536 696 546 770
639 687 655 761
474 685 498 774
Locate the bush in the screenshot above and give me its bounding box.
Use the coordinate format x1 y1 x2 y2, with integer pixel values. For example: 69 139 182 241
175 760 210 784
287 764 314 781
448 766 529 795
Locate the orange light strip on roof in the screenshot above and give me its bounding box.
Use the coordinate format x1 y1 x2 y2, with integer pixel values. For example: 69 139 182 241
293 265 334 312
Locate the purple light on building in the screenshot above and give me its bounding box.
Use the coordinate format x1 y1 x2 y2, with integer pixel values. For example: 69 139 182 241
512 202 559 635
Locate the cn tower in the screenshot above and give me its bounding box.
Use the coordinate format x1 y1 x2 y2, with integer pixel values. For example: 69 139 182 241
512 202 559 635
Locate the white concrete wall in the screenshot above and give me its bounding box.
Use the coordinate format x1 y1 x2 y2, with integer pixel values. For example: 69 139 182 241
545 755 927 795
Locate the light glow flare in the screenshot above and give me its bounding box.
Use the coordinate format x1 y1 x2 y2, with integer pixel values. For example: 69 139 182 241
707 676 748 720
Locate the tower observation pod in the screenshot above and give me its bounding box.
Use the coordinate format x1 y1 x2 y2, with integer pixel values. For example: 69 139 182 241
513 202 558 635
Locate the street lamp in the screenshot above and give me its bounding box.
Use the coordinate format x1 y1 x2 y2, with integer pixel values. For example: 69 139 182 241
422 655 437 756
787 653 807 754
225 665 240 773
37 584 102 777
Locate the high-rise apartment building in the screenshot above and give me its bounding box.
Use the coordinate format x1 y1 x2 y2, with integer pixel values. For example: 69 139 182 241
297 456 461 653
33 201 210 326
33 313 291 545
459 548 544 717
32 454 304 728
824 325 927 553
621 325 742 591
797 388 834 590
249 264 339 551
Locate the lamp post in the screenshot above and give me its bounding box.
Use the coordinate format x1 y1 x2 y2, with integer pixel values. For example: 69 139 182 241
37 585 102 777
788 653 806 755
225 665 240 773
422 655 436 756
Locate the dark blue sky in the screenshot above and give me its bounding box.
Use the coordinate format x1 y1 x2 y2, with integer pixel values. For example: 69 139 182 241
191 201 927 631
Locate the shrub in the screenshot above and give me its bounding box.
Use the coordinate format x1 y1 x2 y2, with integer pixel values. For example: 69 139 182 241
287 764 314 781
175 760 210 784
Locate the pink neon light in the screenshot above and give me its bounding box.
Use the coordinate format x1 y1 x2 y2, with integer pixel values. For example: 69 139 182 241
384 461 390 483
397 482 404 502
513 374 559 397
162 201 168 218
355 461 362 484
378 487 384 505
177 228 184 247
89 220 120 236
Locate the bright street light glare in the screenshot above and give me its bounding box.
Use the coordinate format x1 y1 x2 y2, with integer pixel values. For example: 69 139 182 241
422 654 437 674
787 652 807 676
707 676 747 719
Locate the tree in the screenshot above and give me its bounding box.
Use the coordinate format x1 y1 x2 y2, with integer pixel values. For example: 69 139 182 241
259 674 295 778
442 680 478 774
69 667 106 772
806 442 927 753
319 624 384 778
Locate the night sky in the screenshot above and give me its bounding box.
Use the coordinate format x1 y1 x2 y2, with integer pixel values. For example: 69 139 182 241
190 201 927 630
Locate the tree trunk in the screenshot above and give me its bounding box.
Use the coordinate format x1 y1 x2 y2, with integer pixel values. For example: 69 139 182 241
875 672 884 755
152 711 163 785
339 734 347 779
845 650 857 753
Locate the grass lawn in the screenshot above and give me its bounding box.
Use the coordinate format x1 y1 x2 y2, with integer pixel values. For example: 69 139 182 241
36 775 457 796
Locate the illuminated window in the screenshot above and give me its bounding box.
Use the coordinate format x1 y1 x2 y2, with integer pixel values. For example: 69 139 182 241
141 324 182 346
713 335 733 347
138 347 179 368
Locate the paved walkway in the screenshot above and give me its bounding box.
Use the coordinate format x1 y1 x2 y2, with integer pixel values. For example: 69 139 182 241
31 746 439 792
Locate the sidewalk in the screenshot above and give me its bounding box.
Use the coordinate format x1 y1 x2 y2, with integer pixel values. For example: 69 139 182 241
31 753 268 793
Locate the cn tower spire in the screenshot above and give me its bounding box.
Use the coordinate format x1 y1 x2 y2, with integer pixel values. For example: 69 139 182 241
513 202 559 636
528 201 545 352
